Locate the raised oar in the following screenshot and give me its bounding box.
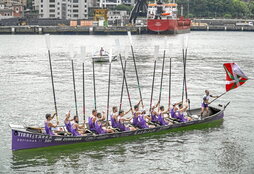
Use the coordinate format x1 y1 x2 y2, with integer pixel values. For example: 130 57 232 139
158 49 166 105
71 59 78 117
119 55 127 111
184 36 189 102
119 50 133 112
181 36 189 103
81 46 86 122
115 39 125 111
150 45 159 113
168 58 172 108
106 49 113 124
45 34 58 122
92 52 97 110
128 31 144 106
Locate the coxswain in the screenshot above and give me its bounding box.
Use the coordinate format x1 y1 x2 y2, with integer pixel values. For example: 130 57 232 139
201 90 218 117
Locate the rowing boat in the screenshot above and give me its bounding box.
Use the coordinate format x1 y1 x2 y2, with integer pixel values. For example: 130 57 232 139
92 51 117 62
11 105 228 151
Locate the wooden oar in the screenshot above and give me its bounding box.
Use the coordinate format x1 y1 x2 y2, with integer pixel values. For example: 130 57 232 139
158 49 166 104
106 49 113 124
81 46 86 122
128 31 144 106
92 52 97 110
71 59 78 117
115 39 125 111
119 56 127 111
150 45 159 113
168 58 172 108
119 51 133 112
45 34 58 122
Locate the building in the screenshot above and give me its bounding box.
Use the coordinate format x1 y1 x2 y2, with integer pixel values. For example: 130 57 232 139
107 10 128 26
32 0 40 11
99 0 135 9
0 0 27 7
39 0 88 19
0 1 23 18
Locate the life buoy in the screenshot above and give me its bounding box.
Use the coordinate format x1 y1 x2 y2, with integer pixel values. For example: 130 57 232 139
161 13 170 16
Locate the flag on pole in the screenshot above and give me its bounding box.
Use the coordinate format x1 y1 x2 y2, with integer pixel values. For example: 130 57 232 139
224 63 248 92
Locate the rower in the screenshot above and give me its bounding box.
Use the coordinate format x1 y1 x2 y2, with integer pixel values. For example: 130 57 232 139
138 110 155 129
201 90 218 117
88 109 97 132
157 106 171 126
95 112 114 134
100 47 104 56
110 106 119 128
118 110 136 131
177 100 192 122
71 116 85 136
150 102 160 123
44 113 59 136
170 101 182 119
133 100 142 127
64 111 73 133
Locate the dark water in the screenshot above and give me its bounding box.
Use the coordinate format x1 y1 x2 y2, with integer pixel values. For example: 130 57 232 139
0 32 253 173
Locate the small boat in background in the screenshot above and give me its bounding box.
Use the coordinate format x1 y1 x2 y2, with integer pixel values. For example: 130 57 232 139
92 47 117 62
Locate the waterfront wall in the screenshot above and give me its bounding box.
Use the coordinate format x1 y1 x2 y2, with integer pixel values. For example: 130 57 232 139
0 25 253 35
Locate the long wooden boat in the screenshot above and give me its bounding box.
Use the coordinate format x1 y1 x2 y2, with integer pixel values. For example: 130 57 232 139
10 104 228 151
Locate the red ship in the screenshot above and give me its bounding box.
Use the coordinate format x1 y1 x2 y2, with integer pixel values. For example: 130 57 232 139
147 2 191 34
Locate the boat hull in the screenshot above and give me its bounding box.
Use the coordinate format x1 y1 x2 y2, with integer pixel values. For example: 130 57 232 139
147 18 191 34
12 106 224 151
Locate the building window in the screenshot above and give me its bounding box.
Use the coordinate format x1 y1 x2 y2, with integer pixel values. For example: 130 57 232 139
73 9 78 13
49 9 55 12
49 14 55 17
49 5 55 7
49 0 55 2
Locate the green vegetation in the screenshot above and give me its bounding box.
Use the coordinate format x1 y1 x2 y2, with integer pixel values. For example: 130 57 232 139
114 4 133 12
176 0 254 18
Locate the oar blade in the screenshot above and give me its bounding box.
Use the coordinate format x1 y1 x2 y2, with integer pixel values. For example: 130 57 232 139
124 46 129 61
45 34 51 51
109 48 113 63
80 46 86 60
127 31 133 46
154 45 160 61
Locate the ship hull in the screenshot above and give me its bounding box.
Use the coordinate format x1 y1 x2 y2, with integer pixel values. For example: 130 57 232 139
147 18 191 34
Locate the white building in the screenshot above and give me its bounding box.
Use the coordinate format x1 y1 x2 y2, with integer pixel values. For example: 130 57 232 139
39 0 88 19
99 0 134 8
66 0 88 19
32 0 40 11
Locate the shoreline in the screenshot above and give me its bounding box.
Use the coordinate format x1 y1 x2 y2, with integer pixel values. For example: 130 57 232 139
0 25 253 35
